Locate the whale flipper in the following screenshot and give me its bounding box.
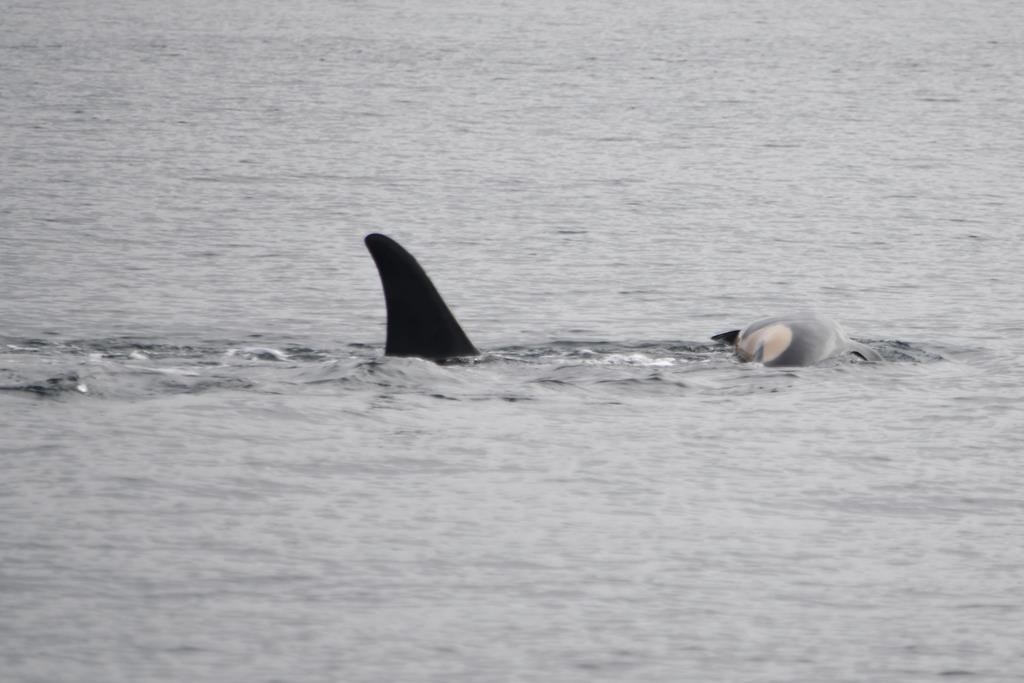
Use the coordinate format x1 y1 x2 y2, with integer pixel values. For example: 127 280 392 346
364 233 479 361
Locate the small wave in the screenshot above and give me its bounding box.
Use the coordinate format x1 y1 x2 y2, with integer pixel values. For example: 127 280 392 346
862 339 946 363
491 340 709 365
158 376 256 394
4 344 42 353
587 353 676 367
121 364 201 377
0 372 88 397
226 347 289 361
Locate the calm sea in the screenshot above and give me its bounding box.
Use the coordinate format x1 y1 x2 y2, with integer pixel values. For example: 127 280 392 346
2 0 1023 681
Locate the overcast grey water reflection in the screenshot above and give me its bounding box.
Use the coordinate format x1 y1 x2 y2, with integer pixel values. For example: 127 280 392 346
2 0 1024 681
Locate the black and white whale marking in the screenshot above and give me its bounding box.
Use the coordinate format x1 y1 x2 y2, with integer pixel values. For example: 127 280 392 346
364 233 881 366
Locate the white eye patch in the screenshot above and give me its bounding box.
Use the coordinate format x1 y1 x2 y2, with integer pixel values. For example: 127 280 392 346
737 323 793 363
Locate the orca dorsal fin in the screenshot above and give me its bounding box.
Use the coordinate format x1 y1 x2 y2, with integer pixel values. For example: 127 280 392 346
711 329 741 345
364 233 479 361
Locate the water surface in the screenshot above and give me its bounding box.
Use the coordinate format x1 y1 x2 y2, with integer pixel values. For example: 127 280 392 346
2 1 1023 681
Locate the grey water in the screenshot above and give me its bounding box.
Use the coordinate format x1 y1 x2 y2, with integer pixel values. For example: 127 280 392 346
2 0 1023 680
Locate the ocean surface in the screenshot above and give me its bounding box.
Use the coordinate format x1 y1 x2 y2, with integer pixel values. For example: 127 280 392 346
2 0 1023 681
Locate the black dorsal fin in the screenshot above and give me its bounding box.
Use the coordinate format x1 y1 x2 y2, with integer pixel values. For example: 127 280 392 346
711 329 741 345
364 233 479 360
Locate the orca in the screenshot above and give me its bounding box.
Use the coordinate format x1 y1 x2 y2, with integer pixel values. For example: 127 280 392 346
711 313 883 366
364 233 882 366
364 233 478 360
